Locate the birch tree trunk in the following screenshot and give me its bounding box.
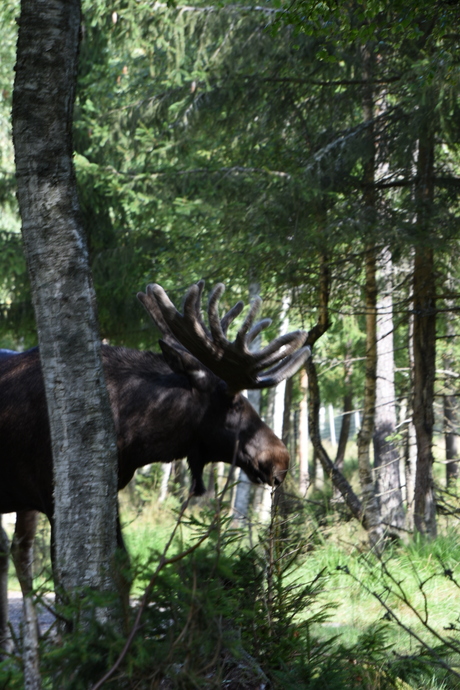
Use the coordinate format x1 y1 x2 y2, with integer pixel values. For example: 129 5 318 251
0 517 10 653
373 248 405 533
443 301 459 489
12 0 119 612
404 311 417 529
233 283 261 523
298 370 310 495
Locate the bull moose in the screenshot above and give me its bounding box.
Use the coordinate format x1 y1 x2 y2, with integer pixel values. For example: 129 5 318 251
0 281 310 645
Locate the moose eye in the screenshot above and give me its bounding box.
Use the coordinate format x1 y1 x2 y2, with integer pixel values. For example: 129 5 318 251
231 399 244 414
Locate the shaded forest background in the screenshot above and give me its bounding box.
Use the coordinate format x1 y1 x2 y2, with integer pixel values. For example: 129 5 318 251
1 0 459 537
1 1 460 686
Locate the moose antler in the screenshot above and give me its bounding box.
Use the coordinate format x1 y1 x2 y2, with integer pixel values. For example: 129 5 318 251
137 281 311 394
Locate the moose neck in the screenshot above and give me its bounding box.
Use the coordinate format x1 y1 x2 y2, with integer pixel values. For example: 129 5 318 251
102 346 211 488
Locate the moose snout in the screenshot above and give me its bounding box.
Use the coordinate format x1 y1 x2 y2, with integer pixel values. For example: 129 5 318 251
256 444 290 487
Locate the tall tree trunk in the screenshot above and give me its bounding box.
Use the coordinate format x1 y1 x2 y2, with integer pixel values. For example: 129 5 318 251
234 282 261 523
159 463 172 502
333 372 353 502
373 248 405 533
356 46 382 547
282 376 293 451
443 300 459 489
412 136 437 537
298 370 309 495
13 0 119 615
357 244 382 547
404 311 417 529
444 396 459 488
335 385 352 471
0 517 10 654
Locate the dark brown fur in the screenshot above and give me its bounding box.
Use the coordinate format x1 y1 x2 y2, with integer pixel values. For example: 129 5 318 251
0 344 289 520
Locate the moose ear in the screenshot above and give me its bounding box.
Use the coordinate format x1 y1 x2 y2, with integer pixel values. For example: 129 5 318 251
159 339 214 392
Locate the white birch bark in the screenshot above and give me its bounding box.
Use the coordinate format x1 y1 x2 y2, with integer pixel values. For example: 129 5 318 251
255 294 290 522
373 248 405 533
328 404 336 446
0 517 10 653
159 463 172 503
298 370 309 495
12 0 119 613
233 283 261 523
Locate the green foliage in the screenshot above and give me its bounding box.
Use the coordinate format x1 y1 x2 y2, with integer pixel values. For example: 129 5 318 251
2 498 449 690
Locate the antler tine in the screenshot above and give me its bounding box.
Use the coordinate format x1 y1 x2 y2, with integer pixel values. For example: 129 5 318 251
235 297 262 350
138 281 310 395
251 330 307 367
220 301 244 336
246 318 272 347
254 345 311 389
207 283 227 347
137 285 174 337
182 281 210 337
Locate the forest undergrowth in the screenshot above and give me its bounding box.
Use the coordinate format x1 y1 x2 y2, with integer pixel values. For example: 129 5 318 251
1 477 460 689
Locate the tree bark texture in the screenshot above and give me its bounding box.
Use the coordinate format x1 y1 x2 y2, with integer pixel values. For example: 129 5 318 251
412 137 437 537
357 245 382 546
373 248 405 532
298 369 309 495
333 386 352 501
443 301 459 488
404 313 417 529
282 376 293 451
0 517 10 653
13 0 119 598
356 46 383 548
234 282 262 522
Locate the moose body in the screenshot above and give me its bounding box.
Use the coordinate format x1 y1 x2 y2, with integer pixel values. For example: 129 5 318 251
0 281 310 650
0 344 288 520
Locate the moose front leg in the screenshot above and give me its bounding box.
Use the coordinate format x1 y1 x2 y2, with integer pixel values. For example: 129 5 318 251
0 515 11 654
11 511 39 598
12 511 41 685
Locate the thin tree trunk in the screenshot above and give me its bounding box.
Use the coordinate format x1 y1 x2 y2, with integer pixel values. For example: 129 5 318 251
444 395 459 488
11 512 40 690
282 376 293 451
443 301 459 489
305 254 364 523
356 245 382 547
404 313 417 529
373 248 405 533
356 45 383 548
333 387 353 501
0 517 10 654
335 393 352 472
13 0 119 619
234 283 261 523
159 463 172 502
306 358 363 522
298 370 309 495
412 136 437 537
